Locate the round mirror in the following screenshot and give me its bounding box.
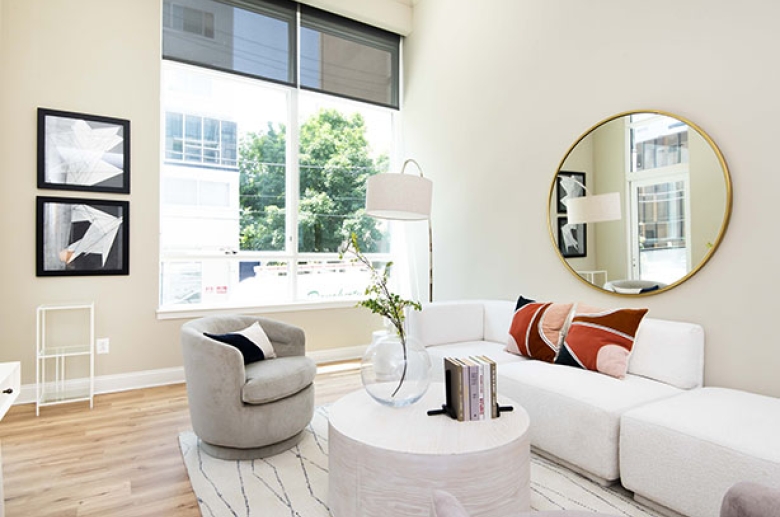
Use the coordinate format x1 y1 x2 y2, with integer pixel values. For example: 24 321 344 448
549 110 732 295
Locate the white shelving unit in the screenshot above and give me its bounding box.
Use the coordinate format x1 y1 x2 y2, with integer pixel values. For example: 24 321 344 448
36 303 94 416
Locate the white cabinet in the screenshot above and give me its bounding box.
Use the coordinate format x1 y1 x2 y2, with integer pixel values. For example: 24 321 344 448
0 361 20 517
36 303 94 416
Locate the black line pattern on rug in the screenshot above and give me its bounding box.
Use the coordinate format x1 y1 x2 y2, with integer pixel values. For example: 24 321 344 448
236 460 250 517
531 485 566 510
197 443 240 517
308 411 329 456
532 456 630 515
532 455 660 516
198 496 218 517
532 480 599 513
249 458 294 514
295 443 330 512
533 454 655 515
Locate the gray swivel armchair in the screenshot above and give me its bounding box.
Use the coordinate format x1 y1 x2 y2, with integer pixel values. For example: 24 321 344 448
181 315 316 460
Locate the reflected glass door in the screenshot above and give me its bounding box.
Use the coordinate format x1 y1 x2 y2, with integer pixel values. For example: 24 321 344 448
629 177 691 284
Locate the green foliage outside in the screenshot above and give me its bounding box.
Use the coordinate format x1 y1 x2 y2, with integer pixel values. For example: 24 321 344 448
239 109 389 253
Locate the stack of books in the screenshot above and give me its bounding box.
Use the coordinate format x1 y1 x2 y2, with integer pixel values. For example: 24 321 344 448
443 356 498 421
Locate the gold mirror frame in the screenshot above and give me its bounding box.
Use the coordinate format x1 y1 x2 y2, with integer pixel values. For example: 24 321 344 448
548 110 732 296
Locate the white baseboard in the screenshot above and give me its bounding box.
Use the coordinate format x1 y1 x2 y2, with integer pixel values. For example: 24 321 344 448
307 344 367 364
16 366 186 405
15 345 367 406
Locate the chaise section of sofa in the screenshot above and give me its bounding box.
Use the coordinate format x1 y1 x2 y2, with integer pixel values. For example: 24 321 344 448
408 299 705 485
620 387 780 517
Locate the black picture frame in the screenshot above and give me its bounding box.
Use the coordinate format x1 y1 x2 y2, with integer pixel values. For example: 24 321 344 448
557 216 586 258
37 108 130 194
556 171 586 214
36 196 129 276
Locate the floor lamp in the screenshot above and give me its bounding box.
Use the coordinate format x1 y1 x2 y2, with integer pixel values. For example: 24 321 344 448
365 159 434 302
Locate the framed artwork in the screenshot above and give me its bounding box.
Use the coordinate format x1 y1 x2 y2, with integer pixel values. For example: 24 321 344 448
38 108 130 194
557 216 586 258
37 196 129 276
556 171 585 214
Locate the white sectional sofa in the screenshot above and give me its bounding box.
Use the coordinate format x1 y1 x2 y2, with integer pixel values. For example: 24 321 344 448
408 300 780 517
407 299 704 485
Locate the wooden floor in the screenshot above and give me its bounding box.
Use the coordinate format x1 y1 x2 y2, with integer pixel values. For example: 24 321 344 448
0 361 362 517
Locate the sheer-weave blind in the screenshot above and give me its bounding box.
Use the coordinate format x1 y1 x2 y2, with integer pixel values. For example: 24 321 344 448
300 5 400 108
162 0 400 108
162 0 297 85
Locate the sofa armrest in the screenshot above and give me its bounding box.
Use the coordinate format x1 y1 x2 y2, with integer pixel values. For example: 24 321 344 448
628 317 704 389
720 482 780 517
408 301 486 346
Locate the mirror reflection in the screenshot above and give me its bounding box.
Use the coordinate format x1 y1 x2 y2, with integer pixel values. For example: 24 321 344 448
550 111 731 295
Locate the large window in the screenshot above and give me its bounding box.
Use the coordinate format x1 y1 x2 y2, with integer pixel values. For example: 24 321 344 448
160 1 400 311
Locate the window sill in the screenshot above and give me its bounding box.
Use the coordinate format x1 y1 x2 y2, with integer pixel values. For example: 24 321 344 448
156 299 363 320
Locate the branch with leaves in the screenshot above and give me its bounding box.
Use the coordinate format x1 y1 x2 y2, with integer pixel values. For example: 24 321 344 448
340 233 422 396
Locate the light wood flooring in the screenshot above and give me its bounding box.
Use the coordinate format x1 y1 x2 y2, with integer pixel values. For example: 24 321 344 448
0 361 362 517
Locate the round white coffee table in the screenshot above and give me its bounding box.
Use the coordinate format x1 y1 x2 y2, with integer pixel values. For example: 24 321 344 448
328 383 530 517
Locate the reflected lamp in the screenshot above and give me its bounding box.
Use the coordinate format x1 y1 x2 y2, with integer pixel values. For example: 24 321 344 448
567 192 622 225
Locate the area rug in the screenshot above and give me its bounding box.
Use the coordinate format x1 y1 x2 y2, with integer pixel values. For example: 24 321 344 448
179 406 662 516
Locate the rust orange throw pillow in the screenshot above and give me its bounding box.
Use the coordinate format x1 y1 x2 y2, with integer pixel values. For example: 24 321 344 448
507 302 573 362
556 306 648 378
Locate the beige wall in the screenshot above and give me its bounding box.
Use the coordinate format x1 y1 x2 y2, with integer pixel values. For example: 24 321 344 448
404 0 780 397
0 0 382 385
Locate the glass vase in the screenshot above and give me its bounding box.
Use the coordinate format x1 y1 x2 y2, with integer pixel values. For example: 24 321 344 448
361 330 431 408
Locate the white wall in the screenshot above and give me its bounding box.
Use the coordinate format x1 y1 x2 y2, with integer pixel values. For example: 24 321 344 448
404 0 780 397
0 0 383 386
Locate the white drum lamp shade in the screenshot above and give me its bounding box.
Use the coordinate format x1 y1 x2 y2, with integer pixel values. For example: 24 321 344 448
567 192 622 225
365 173 432 220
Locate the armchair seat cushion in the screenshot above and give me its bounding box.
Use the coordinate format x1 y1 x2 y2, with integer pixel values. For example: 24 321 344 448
243 355 317 405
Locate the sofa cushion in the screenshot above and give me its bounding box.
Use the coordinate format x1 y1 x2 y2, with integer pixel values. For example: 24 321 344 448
408 302 485 346
497 359 681 483
427 341 525 383
242 355 316 404
627 317 704 389
620 387 780 517
507 302 573 362
204 321 277 365
556 307 647 378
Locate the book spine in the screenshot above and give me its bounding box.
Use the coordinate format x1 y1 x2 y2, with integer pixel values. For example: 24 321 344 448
481 355 498 418
453 358 466 421
476 356 490 420
468 360 479 421
460 358 471 420
471 356 486 420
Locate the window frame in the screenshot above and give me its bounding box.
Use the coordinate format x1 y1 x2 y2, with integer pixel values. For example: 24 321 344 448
625 116 692 283
158 62 398 316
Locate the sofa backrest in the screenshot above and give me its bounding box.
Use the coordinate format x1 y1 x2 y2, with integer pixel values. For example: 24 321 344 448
628 317 704 389
407 301 485 346
409 300 705 390
480 299 515 344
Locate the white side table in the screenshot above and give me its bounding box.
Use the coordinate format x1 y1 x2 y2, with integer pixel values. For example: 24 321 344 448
0 362 21 517
328 383 530 517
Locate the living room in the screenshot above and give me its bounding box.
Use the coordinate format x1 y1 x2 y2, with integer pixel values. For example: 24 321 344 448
1 0 778 516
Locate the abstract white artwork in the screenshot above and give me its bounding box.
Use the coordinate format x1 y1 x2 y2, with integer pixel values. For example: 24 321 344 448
38 108 130 193
37 197 129 276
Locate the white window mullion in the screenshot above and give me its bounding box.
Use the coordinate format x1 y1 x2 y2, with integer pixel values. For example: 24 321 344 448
287 89 300 301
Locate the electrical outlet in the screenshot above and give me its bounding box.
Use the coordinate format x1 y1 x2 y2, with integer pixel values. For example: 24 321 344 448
96 338 110 354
